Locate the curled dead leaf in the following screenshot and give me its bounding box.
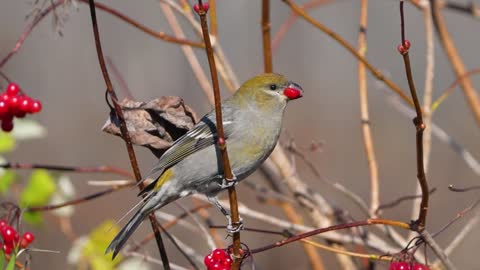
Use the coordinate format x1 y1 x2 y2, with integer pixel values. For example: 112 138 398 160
102 97 198 157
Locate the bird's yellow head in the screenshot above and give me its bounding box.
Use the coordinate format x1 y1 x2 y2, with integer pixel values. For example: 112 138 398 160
232 73 303 111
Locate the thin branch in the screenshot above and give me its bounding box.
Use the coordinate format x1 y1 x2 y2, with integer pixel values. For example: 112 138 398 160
0 0 64 69
159 1 214 105
262 0 273 73
357 0 380 217
376 188 436 213
301 239 391 262
282 0 415 107
0 0 203 71
87 0 170 267
272 0 336 53
251 218 410 254
444 1 480 18
431 68 480 113
194 2 242 268
201 196 401 253
78 0 204 47
420 230 457 270
409 0 435 240
0 162 133 178
399 1 429 230
26 182 134 211
430 0 480 126
209 0 217 36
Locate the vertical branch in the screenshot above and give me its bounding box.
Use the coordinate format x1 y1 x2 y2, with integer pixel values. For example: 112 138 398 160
409 1 435 240
209 0 217 36
430 0 480 126
194 1 242 268
86 1 170 268
261 3 325 269
398 0 429 230
357 0 380 217
262 0 273 72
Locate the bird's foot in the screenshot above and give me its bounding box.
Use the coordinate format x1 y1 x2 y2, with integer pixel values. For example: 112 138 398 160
226 215 244 235
219 173 238 189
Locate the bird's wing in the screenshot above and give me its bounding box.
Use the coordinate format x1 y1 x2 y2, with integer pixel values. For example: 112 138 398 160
138 110 234 193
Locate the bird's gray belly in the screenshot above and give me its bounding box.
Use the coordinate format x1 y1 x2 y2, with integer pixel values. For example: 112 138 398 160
172 130 279 196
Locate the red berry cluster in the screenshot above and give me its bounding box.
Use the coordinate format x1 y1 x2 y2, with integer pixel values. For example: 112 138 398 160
0 83 42 132
0 220 35 255
389 261 430 270
204 248 232 270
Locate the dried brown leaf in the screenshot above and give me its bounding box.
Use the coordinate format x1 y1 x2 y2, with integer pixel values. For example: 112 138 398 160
102 97 198 157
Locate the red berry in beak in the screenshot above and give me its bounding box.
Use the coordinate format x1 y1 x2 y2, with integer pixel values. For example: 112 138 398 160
283 87 303 100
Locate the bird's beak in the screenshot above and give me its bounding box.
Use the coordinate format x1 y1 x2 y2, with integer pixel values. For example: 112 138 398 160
283 81 304 100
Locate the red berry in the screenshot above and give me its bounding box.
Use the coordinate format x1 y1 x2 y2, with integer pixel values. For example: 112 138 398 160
389 262 411 270
22 232 35 244
0 101 8 115
283 87 303 99
0 93 10 102
3 243 12 254
6 83 20 96
1 120 14 132
222 256 233 266
20 238 29 249
204 254 215 267
209 263 223 270
412 263 429 270
19 96 31 113
0 220 7 228
212 248 227 260
1 226 16 243
29 99 42 113
203 3 209 11
8 96 21 112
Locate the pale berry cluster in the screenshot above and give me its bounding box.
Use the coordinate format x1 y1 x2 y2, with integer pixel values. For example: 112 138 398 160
0 220 35 254
0 83 42 132
389 261 430 270
204 248 232 270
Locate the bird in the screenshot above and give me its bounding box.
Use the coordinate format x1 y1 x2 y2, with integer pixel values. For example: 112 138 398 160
106 73 303 258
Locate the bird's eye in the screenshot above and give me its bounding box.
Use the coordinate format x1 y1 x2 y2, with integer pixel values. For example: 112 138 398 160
269 84 277 90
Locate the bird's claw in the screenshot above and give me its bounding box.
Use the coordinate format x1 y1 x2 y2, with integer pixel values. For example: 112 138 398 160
226 215 244 235
219 173 238 189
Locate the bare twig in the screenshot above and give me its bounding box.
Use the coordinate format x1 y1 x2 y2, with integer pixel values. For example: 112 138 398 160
409 0 435 240
0 162 133 178
357 0 380 218
26 182 134 211
87 0 170 267
282 0 415 107
0 0 202 70
272 0 336 52
399 1 429 230
251 218 410 254
194 2 242 268
431 68 480 113
262 0 272 73
420 230 457 270
159 2 214 104
430 0 480 126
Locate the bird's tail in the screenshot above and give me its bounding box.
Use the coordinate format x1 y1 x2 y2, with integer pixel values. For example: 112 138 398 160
106 208 146 259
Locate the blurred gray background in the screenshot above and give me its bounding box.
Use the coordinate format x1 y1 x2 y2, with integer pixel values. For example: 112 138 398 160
1 0 479 269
